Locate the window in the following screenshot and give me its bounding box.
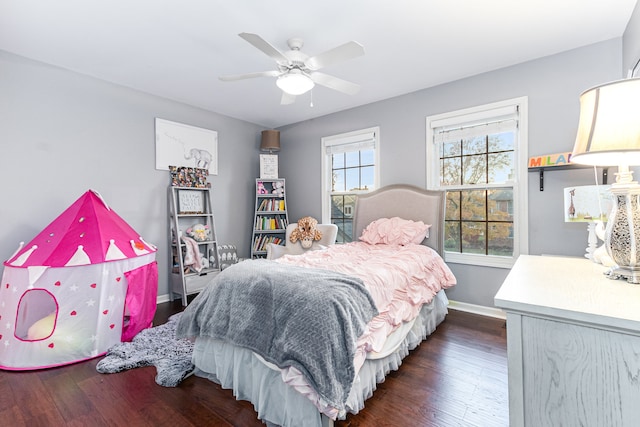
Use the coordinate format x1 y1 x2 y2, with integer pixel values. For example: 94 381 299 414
322 127 380 243
426 98 528 268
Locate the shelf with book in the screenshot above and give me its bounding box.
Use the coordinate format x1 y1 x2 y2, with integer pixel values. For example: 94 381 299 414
251 178 289 258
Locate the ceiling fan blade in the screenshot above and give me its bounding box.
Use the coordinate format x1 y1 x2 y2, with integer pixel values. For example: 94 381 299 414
281 92 296 105
305 41 365 70
238 32 290 64
219 70 281 82
310 72 361 95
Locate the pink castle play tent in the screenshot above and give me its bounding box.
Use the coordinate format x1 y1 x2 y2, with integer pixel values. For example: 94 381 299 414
0 190 158 370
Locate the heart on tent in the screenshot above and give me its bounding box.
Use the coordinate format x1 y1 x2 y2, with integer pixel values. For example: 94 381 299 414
110 324 115 329
70 311 77 316
54 281 61 286
115 277 122 282
103 310 109 315
48 343 54 348
90 283 97 288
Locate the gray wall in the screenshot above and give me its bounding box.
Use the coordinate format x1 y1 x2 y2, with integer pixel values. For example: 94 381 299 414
0 51 263 299
2 13 639 307
279 39 623 308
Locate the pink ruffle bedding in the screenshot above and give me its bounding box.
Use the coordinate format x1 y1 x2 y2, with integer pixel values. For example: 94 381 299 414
275 242 456 417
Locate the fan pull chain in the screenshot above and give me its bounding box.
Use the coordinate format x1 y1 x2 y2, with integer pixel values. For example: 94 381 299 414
310 89 314 107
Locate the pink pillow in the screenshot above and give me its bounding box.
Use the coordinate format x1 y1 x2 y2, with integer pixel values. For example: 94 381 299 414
359 217 431 245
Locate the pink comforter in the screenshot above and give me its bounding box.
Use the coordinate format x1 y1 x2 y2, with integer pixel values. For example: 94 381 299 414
275 242 456 417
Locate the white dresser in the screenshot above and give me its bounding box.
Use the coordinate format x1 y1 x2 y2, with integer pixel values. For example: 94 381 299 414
494 255 640 427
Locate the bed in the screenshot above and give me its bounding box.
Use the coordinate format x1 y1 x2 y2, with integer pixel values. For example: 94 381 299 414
176 184 456 427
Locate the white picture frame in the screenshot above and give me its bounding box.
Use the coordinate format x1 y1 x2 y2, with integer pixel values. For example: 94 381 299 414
260 154 279 179
178 189 205 214
155 118 218 175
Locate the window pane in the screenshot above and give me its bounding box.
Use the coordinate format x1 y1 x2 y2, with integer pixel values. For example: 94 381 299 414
488 222 513 256
331 195 356 243
462 136 486 155
331 195 344 217
445 191 460 221
463 154 487 185
361 149 374 166
346 168 360 191
343 195 356 215
361 166 375 190
488 152 514 183
333 219 346 243
461 221 485 254
488 132 514 153
345 151 359 168
442 158 461 185
442 139 461 157
488 189 513 221
332 153 345 169
332 169 345 192
461 190 486 221
445 222 461 252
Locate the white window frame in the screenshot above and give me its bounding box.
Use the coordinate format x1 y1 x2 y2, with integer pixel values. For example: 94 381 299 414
426 97 528 268
321 127 381 238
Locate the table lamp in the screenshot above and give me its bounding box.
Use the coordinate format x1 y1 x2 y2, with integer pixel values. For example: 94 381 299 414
570 77 640 283
259 129 280 179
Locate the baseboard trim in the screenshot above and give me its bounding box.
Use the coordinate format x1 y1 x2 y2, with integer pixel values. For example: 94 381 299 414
157 294 172 304
448 300 506 320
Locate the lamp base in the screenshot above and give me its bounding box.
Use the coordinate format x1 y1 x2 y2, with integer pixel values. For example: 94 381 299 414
605 266 640 284
604 181 640 284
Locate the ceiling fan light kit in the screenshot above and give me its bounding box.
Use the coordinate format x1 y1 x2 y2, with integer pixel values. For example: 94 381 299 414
220 32 364 104
276 71 315 95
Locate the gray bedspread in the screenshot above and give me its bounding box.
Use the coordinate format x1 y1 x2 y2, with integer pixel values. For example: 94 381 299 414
175 259 378 410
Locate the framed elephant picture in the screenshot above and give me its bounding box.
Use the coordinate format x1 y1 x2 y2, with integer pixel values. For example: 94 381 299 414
155 118 218 175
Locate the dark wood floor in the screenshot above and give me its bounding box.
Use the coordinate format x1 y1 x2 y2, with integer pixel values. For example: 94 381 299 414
0 301 508 426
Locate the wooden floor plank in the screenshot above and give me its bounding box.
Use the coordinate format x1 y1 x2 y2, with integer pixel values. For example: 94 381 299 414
0 301 508 426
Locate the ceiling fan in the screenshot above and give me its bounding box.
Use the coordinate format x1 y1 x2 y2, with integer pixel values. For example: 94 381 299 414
219 32 365 104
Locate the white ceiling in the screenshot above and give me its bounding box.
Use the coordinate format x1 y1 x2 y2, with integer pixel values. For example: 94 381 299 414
1 0 637 128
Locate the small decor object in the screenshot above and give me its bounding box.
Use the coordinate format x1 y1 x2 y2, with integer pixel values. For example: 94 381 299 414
169 166 208 188
564 185 613 262
259 130 280 179
272 180 284 196
563 185 612 223
257 181 268 194
290 216 323 249
156 118 218 175
178 189 205 214
185 224 210 242
528 152 573 169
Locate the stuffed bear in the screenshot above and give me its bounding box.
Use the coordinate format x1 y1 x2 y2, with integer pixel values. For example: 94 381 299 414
290 216 323 249
272 181 285 197
257 181 268 194
185 224 211 242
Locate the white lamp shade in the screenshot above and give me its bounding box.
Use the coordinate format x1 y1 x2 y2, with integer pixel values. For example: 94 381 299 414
571 78 640 167
276 71 315 96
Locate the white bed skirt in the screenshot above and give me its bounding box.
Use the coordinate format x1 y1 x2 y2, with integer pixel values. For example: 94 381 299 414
192 290 449 427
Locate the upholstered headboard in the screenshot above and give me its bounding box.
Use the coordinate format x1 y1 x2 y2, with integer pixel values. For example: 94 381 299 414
353 184 445 255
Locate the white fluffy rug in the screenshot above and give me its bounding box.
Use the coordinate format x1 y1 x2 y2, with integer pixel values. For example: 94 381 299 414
96 313 194 387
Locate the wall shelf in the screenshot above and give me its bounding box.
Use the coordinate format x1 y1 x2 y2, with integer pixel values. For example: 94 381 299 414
528 165 608 191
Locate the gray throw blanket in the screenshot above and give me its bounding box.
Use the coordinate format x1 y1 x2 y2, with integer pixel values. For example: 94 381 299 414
176 259 378 410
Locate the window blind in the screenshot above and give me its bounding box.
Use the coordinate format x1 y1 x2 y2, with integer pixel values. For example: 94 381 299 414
324 130 376 154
